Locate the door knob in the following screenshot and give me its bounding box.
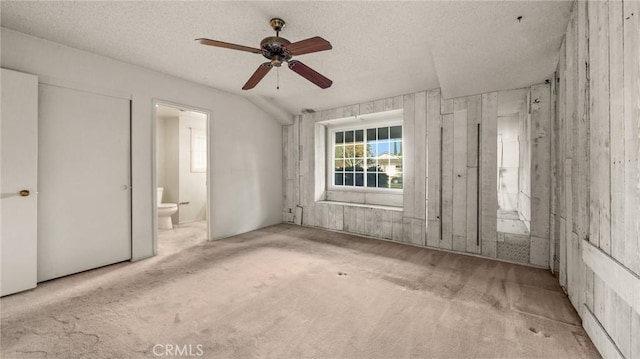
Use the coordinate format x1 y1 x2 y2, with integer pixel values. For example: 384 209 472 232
19 190 30 197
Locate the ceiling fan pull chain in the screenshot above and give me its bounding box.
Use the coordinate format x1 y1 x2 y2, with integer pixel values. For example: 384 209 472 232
277 67 280 90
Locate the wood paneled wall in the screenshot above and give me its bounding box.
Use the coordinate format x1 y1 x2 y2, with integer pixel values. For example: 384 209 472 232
283 85 551 267
283 95 419 244
554 1 640 358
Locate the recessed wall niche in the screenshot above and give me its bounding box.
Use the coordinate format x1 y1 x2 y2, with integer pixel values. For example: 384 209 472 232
495 88 532 263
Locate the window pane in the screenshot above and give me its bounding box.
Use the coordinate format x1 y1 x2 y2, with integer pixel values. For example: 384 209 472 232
367 173 377 187
367 159 377 171
378 127 389 140
355 173 364 187
334 172 344 186
378 158 390 172
344 130 354 143
190 129 207 173
377 173 389 188
335 160 344 171
344 159 353 171
354 159 364 171
335 145 344 159
368 140 378 156
367 128 376 141
335 132 344 144
391 158 402 172
355 144 364 158
377 160 385 172
355 130 364 142
345 145 355 158
390 173 403 189
391 141 402 156
345 173 354 186
390 126 402 139
377 141 389 156
365 143 374 157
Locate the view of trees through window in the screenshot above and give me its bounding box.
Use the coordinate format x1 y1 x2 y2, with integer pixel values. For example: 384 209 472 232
333 125 403 189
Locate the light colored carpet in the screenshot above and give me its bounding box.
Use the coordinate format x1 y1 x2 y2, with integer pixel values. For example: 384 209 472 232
157 220 208 256
1 224 599 358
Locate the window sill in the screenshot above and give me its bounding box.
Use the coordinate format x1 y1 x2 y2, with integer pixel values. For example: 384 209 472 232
316 200 403 212
325 189 403 207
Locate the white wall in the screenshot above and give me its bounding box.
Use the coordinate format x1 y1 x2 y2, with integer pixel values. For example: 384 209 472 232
156 117 166 189
1 28 284 260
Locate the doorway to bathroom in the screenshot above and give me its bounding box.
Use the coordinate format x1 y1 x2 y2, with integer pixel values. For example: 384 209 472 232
153 101 211 255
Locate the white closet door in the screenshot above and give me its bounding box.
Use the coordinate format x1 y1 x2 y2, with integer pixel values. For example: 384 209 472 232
38 84 131 282
1 69 39 296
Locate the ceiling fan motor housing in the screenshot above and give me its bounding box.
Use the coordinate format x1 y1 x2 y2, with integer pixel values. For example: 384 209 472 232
260 36 292 67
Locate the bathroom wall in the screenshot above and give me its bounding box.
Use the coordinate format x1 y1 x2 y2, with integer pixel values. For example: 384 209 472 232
156 117 166 189
163 116 180 222
178 112 207 223
156 112 206 224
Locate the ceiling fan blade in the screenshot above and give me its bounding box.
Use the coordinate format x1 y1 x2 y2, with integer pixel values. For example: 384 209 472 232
196 38 262 54
285 36 332 56
288 60 332 89
242 63 273 90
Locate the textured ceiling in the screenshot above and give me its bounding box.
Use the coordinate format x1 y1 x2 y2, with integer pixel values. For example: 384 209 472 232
0 1 571 117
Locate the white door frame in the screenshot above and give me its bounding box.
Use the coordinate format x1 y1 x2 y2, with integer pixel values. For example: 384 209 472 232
152 99 212 254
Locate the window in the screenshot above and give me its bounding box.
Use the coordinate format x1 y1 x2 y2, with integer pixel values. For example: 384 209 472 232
332 125 403 189
190 128 207 173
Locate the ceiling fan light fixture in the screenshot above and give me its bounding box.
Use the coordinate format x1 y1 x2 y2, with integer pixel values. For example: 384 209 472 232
270 55 286 67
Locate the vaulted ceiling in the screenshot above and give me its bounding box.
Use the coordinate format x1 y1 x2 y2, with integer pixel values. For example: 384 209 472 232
0 1 572 117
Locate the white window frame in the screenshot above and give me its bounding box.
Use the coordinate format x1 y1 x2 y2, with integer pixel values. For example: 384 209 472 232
326 118 404 194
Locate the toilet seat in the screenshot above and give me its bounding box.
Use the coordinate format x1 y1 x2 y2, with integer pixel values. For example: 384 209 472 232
158 203 177 209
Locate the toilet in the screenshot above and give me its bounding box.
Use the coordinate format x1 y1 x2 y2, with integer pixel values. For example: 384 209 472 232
157 187 178 229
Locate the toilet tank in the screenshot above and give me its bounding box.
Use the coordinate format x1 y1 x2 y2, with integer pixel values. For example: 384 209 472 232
157 187 164 206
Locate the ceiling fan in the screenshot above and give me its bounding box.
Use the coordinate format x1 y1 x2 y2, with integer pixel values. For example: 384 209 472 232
196 18 333 90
